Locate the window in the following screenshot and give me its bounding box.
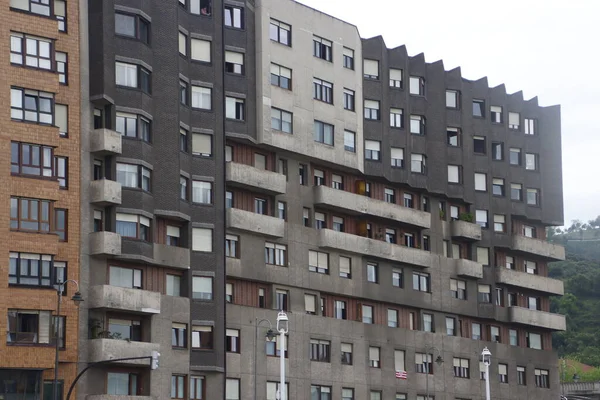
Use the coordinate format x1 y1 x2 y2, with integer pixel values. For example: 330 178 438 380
267 108 294 135
10 0 54 16
225 51 244 74
313 78 333 104
8 252 62 288
299 164 307 185
492 178 505 196
494 215 506 232
332 216 344 232
490 326 501 342
10 88 53 124
450 206 459 221
511 183 523 201
109 266 142 289
190 133 211 157
10 33 52 70
525 118 536 135
472 136 486 154
491 106 503 123
311 386 331 400
394 349 406 374
179 176 189 200
367 263 378 283
269 19 291 46
191 86 211 109
277 202 287 220
385 188 396 203
472 323 482 340
413 272 430 292
11 142 54 178
509 329 518 346
226 379 240 400
225 283 234 303
341 343 353 365
339 130 356 153
410 115 425 135
192 276 213 300
190 376 205 400
265 242 286 266
388 308 398 327
178 32 187 56
517 366 527 385
270 63 291 89
506 256 515 270
472 99 485 117
411 154 426 173
172 323 187 348
6 309 59 345
115 62 151 94
527 188 540 205
107 372 139 395
224 5 243 28
477 247 489 266
475 210 488 228
314 169 325 186
116 163 151 191
225 191 233 209
266 382 288 400
191 38 211 62
415 353 433 374
523 225 537 238
390 69 403 88
409 76 425 96
338 256 352 279
363 59 379 79
391 148 404 168
453 358 470 378
309 250 329 274
93 210 103 232
446 90 459 108
314 120 334 145
446 317 456 336
310 339 330 362
365 140 381 161
254 198 267 215
166 274 181 296
447 165 461 184
343 47 354 69
191 180 212 204
54 208 67 241
509 147 521 165
192 326 213 349
342 388 354 400
225 329 240 353
115 12 150 43
390 108 403 128
369 346 380 367
525 153 538 170
492 142 503 160
478 284 491 303
447 127 460 146
226 97 245 120
386 228 397 244
395 395 407 400
364 100 380 120
115 112 149 141
225 234 239 258
10 197 52 233
474 173 487 191
362 304 373 324
370 391 381 400
527 332 542 349
192 227 212 252
509 112 520 130
535 369 549 388
508 292 517 306
343 88 355 111
331 174 343 190
304 294 317 315
450 279 466 300
525 260 537 274
313 36 332 61
423 313 433 332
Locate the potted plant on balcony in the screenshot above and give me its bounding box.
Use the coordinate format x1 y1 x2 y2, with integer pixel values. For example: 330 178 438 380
459 212 474 223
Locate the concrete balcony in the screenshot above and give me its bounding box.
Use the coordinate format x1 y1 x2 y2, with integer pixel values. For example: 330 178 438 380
89 179 122 206
508 306 566 331
225 162 286 195
496 267 564 295
86 397 153 400
90 128 122 155
89 231 122 257
226 208 285 238
88 339 159 366
314 186 430 229
511 235 565 261
450 220 482 241
153 244 190 269
88 285 161 314
317 229 431 268
454 258 484 279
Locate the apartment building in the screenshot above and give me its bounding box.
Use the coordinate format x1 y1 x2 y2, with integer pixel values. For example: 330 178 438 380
1 0 82 397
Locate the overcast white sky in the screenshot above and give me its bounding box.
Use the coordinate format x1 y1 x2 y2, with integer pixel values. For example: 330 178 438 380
299 0 600 227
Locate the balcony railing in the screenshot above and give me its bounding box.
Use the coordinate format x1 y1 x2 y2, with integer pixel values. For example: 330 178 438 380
88 339 160 365
511 235 565 261
454 258 483 279
450 219 482 241
88 285 161 314
89 231 122 257
89 179 122 206
508 306 566 331
496 267 564 295
226 208 285 237
226 162 286 195
90 128 122 155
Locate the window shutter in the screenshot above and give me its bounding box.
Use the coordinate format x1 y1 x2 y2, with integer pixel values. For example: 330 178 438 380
363 59 378 76
343 47 353 57
389 69 402 80
477 247 489 265
478 284 491 293
192 228 212 251
225 51 243 65
167 226 180 237
394 350 405 371
226 329 239 337
139 216 150 227
226 283 233 296
339 257 350 275
491 106 502 113
192 133 212 155
364 100 379 109
369 347 379 360
226 379 240 400
38 311 51 344
341 343 352 353
365 140 380 151
475 173 486 190
318 252 328 270
55 104 68 135
499 364 507 375
304 294 316 313
448 165 459 182
193 276 211 293
509 112 520 125
191 39 211 62
116 213 138 223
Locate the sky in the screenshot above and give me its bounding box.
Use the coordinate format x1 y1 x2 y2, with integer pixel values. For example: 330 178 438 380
298 0 600 227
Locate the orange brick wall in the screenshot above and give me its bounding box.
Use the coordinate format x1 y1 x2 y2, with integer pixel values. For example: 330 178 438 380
0 0 81 396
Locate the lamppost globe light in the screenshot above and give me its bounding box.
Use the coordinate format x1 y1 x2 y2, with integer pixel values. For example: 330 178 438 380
481 347 492 365
265 328 276 342
276 311 289 333
481 347 492 400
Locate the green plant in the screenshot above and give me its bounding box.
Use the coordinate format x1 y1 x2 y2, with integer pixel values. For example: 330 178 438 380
439 210 445 220
459 212 474 223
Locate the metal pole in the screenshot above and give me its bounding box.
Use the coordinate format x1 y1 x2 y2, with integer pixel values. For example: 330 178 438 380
279 329 285 400
562 359 566 397
53 285 63 400
425 356 429 400
255 319 258 400
485 362 491 400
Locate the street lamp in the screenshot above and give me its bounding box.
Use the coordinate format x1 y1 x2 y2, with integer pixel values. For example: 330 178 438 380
481 347 492 400
276 311 289 400
424 346 444 400
254 318 277 400
561 359 581 397
54 280 83 400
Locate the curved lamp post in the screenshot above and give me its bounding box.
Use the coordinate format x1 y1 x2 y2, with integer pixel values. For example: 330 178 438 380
54 280 83 400
561 359 581 398
481 347 492 400
425 346 444 400
254 318 277 400
276 312 289 400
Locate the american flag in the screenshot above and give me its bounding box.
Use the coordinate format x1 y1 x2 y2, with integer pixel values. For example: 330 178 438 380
395 370 407 379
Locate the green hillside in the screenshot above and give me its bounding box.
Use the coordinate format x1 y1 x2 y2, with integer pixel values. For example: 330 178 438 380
549 217 600 367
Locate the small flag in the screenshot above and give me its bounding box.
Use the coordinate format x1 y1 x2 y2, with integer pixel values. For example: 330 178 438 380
395 370 407 379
